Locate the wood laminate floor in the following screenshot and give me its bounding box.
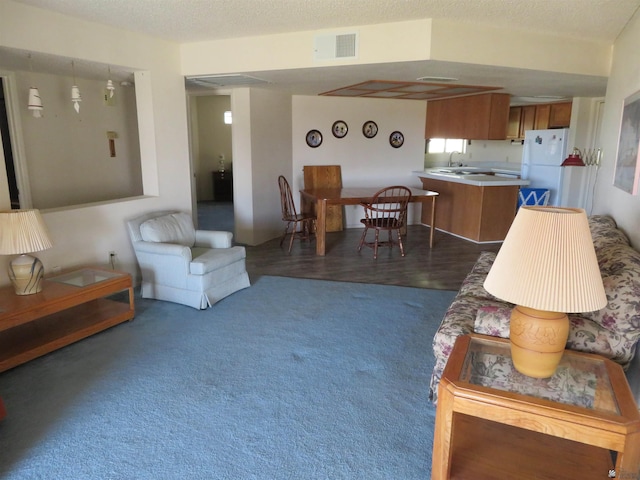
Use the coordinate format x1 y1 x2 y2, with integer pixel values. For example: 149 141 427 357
244 225 501 291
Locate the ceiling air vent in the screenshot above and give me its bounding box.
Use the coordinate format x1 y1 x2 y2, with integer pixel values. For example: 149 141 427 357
185 74 268 89
314 32 358 61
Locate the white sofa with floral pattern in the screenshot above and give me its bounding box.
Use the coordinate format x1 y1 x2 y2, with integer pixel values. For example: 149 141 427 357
429 215 640 404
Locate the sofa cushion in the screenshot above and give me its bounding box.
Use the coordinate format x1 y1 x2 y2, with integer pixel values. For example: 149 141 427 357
581 239 640 344
457 251 499 300
589 215 630 253
473 306 636 367
140 212 196 246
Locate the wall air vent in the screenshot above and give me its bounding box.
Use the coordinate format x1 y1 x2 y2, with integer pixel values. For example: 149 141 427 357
314 32 358 61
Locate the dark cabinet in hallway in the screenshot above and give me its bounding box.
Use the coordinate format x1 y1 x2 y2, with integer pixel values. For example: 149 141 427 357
213 171 233 202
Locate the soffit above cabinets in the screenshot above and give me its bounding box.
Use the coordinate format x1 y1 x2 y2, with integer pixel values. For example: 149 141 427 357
320 80 502 100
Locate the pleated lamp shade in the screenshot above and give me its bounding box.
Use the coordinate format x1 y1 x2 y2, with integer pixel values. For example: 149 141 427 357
484 206 606 313
0 209 53 255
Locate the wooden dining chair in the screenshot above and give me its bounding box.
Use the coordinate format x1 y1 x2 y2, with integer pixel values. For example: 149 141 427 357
278 175 316 253
357 186 412 259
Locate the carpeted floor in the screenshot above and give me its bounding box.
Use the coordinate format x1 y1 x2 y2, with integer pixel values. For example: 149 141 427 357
198 201 234 233
0 276 455 479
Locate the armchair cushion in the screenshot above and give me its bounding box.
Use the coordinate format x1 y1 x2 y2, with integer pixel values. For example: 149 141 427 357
140 212 196 246
190 246 246 275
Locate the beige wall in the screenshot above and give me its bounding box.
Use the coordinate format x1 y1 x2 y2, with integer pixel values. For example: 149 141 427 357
16 70 141 209
292 95 426 227
181 18 609 79
0 0 192 285
181 20 432 76
593 7 640 247
231 88 293 246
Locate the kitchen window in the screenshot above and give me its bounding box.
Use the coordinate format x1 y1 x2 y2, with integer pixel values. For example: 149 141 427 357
427 138 466 154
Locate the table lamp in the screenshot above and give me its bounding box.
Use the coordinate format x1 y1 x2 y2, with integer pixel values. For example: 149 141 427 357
483 206 607 378
0 209 53 295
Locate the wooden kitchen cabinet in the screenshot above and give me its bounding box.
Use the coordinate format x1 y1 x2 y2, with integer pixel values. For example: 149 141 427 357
425 93 510 140
533 103 551 129
425 97 466 139
418 177 519 242
507 102 571 139
548 102 572 128
507 106 521 139
519 105 536 136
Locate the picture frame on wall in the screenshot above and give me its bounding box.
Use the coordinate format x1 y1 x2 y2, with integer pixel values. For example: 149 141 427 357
614 89 640 195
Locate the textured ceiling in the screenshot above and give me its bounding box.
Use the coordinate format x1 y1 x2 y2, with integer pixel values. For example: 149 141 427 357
11 0 640 43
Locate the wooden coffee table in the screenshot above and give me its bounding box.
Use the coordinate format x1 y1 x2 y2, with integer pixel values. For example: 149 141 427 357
432 334 640 480
0 266 134 373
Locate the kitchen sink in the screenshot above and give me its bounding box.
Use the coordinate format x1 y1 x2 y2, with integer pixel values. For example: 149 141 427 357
426 167 521 179
432 168 492 176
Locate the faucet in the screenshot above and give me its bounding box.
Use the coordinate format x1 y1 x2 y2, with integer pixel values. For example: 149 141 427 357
448 151 461 167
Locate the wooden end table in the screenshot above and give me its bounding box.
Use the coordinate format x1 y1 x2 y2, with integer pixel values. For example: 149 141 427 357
0 267 134 373
432 334 640 480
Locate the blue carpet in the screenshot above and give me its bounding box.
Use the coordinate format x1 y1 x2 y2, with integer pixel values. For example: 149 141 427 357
198 201 234 233
0 276 455 479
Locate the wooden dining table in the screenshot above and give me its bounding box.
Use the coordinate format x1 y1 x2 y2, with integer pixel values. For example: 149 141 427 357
300 187 439 256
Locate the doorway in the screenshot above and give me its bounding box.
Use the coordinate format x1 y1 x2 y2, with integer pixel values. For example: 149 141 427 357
0 77 20 209
191 94 234 232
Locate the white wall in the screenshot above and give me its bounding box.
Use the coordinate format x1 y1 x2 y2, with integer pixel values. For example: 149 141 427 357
231 88 293 245
292 95 426 227
0 1 192 285
593 8 640 247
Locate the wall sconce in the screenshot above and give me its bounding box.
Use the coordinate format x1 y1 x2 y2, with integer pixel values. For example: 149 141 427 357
106 79 115 98
27 54 43 118
71 61 81 113
106 67 115 99
27 87 43 118
562 147 585 166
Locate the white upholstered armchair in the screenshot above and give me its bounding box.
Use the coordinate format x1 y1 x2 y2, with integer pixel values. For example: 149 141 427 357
126 211 250 309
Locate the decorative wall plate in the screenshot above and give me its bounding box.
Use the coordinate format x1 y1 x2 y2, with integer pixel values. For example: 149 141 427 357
306 129 323 148
332 120 348 138
389 131 404 148
362 121 378 138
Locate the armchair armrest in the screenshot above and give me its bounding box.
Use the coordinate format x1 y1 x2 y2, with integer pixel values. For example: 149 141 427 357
133 241 192 259
195 230 233 249
132 241 192 285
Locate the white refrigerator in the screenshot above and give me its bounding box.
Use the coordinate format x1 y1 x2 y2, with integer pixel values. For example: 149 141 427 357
521 128 588 208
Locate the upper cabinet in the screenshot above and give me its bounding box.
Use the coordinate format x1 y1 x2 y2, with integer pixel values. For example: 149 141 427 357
507 101 572 139
547 102 572 128
425 93 511 140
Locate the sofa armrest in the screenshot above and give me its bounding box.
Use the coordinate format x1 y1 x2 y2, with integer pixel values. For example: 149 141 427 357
195 230 233 249
474 305 511 338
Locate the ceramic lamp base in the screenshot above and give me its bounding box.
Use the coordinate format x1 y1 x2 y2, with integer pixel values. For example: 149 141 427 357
8 254 45 295
509 305 569 378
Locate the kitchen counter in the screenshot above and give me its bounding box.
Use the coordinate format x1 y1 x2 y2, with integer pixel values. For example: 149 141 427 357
413 167 530 187
414 168 528 243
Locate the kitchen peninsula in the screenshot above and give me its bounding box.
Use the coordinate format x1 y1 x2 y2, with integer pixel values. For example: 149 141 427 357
414 168 529 243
